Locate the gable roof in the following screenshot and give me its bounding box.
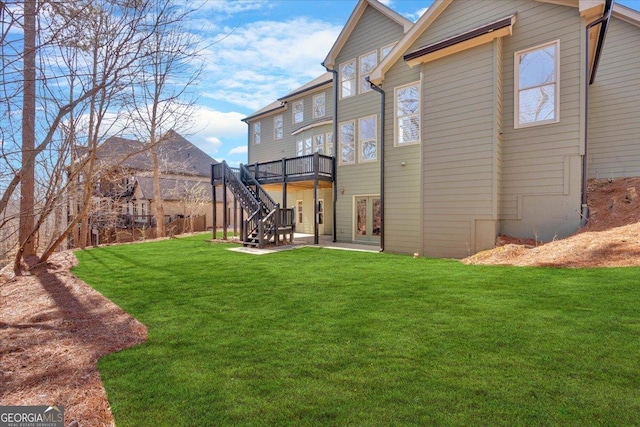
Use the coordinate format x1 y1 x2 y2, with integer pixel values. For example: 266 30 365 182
322 0 413 69
94 130 216 178
369 0 635 85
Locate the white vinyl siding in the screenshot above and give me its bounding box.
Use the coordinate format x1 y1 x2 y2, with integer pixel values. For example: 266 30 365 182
359 116 377 162
359 50 377 94
293 100 304 124
514 40 560 128
340 59 356 99
340 121 356 165
313 93 325 118
274 115 283 140
253 122 261 145
395 82 420 146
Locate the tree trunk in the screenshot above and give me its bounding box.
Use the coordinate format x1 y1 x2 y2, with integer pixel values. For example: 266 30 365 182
17 0 38 270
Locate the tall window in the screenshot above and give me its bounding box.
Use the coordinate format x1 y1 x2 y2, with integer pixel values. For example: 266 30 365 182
313 93 325 118
515 40 559 128
253 122 261 145
340 59 356 98
314 134 324 154
274 115 283 140
359 116 377 162
326 132 334 156
293 100 304 124
304 137 312 154
297 200 303 223
296 140 304 156
359 51 377 94
340 121 355 165
395 82 420 145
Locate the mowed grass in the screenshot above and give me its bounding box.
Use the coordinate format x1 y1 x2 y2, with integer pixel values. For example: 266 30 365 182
72 234 640 426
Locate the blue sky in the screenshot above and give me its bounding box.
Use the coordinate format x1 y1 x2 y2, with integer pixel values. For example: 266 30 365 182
187 0 640 167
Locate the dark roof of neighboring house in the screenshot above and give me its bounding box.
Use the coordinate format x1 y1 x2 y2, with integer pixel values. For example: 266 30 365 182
134 176 218 201
93 130 216 177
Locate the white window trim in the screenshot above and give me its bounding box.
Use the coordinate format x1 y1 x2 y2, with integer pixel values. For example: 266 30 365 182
380 42 397 59
296 139 304 156
326 132 334 157
514 39 560 129
253 121 261 145
274 115 283 140
292 99 304 124
313 92 326 119
359 50 377 94
394 81 421 147
339 58 356 99
359 115 377 162
339 120 356 165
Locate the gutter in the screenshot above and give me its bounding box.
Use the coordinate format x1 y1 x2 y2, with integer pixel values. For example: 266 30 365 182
366 77 385 253
582 0 614 225
322 61 339 243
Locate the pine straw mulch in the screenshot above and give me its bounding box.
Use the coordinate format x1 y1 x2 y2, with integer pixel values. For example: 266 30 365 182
1 179 640 426
0 251 147 427
462 177 640 267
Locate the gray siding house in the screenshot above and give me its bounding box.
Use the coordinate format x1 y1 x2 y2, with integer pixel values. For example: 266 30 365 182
240 0 640 258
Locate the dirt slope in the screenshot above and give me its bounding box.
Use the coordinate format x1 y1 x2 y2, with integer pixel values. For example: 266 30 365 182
463 178 640 267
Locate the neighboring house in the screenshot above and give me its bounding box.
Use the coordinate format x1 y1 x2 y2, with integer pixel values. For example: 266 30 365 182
84 129 226 232
239 0 640 258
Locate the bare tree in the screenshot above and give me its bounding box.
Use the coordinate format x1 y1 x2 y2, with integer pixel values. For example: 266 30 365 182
127 1 203 238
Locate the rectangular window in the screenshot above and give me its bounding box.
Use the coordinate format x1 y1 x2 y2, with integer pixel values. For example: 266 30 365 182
274 115 283 140
395 82 420 145
304 137 312 155
340 59 356 98
326 132 334 156
313 93 325 118
359 116 377 162
296 139 304 156
314 134 324 154
253 122 261 145
359 51 377 94
515 40 559 128
293 100 304 124
318 200 324 225
297 200 303 223
340 121 355 165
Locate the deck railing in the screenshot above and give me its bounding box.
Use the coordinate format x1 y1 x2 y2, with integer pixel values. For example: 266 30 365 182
246 153 334 183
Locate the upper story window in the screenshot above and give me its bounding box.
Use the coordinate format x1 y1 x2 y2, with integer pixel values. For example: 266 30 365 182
359 51 377 94
253 122 261 145
339 120 355 165
515 40 559 128
381 42 396 59
293 100 304 124
340 59 356 99
313 93 325 118
274 115 283 140
326 132 334 157
395 82 420 146
314 134 324 154
359 116 377 162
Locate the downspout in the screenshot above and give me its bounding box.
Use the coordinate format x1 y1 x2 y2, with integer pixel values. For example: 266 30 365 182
367 77 385 252
582 0 614 225
323 61 339 243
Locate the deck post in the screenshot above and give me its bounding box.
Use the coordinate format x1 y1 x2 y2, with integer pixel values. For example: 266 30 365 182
233 197 237 238
275 203 280 246
281 157 287 210
222 162 228 240
212 166 217 240
313 152 319 245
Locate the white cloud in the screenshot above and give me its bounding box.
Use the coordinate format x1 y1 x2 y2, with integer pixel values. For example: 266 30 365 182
229 146 248 155
199 17 342 111
405 6 429 22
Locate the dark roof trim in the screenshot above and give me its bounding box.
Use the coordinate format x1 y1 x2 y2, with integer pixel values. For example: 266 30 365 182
242 104 286 122
277 78 333 102
404 14 516 63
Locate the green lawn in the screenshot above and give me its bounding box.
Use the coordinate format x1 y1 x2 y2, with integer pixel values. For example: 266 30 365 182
72 234 640 426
